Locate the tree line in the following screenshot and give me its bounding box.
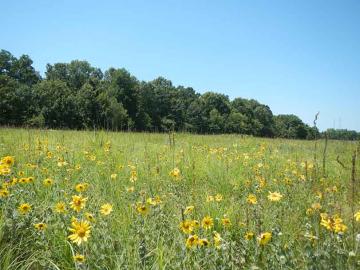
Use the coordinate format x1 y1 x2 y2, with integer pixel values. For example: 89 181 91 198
0 49 358 140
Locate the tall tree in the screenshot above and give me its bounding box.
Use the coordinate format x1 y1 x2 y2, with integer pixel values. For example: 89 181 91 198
0 48 327 140
103 68 139 124
46 60 102 90
274 114 308 139
32 80 81 128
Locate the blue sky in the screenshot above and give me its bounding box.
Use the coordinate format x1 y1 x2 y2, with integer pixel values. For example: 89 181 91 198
2 0 360 131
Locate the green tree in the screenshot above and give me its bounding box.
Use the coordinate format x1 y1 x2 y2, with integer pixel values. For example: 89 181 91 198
0 75 35 125
74 82 102 128
324 129 359 140
45 60 102 90
0 48 328 140
225 111 249 133
32 80 81 128
231 98 274 136
103 68 139 124
0 50 40 85
274 114 308 139
208 108 224 133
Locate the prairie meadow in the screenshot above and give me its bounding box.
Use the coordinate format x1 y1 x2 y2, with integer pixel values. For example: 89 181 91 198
0 128 359 269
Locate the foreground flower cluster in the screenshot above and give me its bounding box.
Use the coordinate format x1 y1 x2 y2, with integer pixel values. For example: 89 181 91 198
0 129 359 269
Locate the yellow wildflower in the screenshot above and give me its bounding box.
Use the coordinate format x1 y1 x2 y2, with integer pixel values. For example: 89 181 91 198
26 177 34 183
354 211 360 222
126 186 135 193
191 220 200 228
34 223 47 231
18 203 31 214
136 203 149 215
311 203 322 210
198 238 210 247
201 216 214 230
221 217 231 227
245 232 254 240
0 188 9 198
206 195 214 202
213 232 222 249
169 168 181 179
185 235 198 248
75 183 89 193
43 178 54 187
100 203 113 216
68 220 91 245
55 202 66 213
180 220 194 234
1 156 14 166
247 194 257 205
267 191 283 202
184 206 194 215
85 212 96 222
130 170 137 182
320 214 347 234
73 254 85 264
258 232 272 245
70 195 87 212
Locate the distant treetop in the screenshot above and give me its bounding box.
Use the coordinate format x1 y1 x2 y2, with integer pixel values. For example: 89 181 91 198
1 49 358 140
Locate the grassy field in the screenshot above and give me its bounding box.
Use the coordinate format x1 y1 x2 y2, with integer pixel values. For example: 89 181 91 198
0 128 359 269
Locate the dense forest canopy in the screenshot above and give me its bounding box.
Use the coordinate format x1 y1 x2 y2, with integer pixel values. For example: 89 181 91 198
0 49 358 140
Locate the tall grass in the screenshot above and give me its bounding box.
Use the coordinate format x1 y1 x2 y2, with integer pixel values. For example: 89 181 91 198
0 128 359 269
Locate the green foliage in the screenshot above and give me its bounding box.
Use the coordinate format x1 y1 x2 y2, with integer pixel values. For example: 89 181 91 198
274 114 316 139
0 50 40 86
324 129 360 140
0 75 35 125
1 49 356 140
32 80 80 128
225 111 249 133
45 60 102 90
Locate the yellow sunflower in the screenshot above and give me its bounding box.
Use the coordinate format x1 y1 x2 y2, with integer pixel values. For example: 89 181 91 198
169 168 181 179
43 178 54 187
267 191 283 202
55 202 67 213
258 232 272 245
213 232 222 249
247 194 257 205
198 238 210 247
185 235 199 248
0 188 9 198
221 217 231 227
26 177 34 184
201 216 214 230
100 203 113 216
34 223 47 231
75 183 89 193
245 232 254 240
18 203 31 214
68 220 91 245
215 194 223 202
179 220 194 234
1 156 14 166
73 254 85 264
136 203 149 215
69 195 87 212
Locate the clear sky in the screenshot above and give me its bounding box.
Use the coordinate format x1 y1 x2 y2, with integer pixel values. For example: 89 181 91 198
2 0 360 131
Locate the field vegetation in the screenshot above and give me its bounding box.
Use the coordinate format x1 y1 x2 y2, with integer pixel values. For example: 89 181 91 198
0 128 359 269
